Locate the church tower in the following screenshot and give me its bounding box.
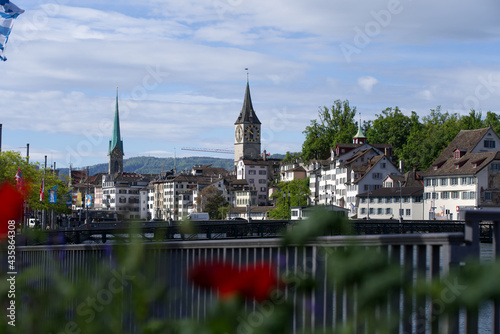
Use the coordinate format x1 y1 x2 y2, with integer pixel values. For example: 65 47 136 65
108 88 124 174
234 79 261 165
353 118 367 145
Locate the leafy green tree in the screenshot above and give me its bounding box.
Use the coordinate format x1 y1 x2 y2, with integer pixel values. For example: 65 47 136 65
301 100 357 161
485 111 500 134
269 179 310 219
399 107 461 171
366 107 419 163
281 151 301 163
0 151 70 218
196 185 228 219
459 109 485 130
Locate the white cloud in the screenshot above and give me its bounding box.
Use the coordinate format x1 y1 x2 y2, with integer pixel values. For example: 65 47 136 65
1 1 500 168
357 76 378 93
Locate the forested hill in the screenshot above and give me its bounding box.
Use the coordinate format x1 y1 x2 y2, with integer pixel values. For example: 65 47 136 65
59 156 234 175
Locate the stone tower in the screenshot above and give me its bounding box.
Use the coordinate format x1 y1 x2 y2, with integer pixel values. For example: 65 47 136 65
234 79 261 165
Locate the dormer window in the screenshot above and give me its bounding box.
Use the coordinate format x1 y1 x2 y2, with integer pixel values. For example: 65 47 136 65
454 148 466 159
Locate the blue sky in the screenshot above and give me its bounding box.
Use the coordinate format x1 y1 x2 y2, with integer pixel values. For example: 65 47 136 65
1 0 500 169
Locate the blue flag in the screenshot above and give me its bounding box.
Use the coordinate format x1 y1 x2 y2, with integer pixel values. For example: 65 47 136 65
49 185 57 203
86 194 92 207
0 0 24 61
66 190 72 206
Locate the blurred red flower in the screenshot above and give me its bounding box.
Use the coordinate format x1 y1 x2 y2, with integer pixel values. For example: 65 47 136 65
189 260 278 302
0 182 25 242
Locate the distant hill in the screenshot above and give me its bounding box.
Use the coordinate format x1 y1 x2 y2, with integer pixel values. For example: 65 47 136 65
59 156 235 175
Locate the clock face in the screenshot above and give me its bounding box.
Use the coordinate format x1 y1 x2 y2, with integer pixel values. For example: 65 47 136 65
235 125 243 143
244 124 260 142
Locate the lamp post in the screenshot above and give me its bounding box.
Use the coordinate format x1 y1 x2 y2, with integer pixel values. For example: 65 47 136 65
399 181 403 222
282 191 285 220
367 190 371 220
287 190 290 220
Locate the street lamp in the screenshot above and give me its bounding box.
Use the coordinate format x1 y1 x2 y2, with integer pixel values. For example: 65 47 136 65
399 181 403 222
283 191 286 220
367 190 371 220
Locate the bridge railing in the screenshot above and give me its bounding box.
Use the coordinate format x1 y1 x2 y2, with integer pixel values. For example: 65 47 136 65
3 210 499 333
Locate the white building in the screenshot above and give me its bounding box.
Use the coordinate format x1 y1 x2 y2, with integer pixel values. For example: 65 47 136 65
422 127 500 220
305 123 398 216
101 173 150 219
356 171 424 220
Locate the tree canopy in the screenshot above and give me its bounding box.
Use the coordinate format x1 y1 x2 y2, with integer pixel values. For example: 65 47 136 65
301 100 357 161
0 151 71 214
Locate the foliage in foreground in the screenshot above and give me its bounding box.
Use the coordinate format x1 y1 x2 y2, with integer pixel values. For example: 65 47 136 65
0 211 499 333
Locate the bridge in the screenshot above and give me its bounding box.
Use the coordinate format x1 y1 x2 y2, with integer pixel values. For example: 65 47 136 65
18 219 495 245
3 210 500 333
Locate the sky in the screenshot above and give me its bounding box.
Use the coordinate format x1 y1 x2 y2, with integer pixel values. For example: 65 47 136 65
1 0 500 169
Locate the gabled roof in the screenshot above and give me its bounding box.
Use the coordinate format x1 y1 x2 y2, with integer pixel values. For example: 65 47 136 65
235 80 261 125
425 127 500 176
432 127 490 164
352 155 387 184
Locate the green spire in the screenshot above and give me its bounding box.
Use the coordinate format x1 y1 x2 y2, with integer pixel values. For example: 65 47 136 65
354 118 366 139
109 88 124 155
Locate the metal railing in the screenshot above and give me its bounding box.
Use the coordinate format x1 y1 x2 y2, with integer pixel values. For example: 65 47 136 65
5 210 500 333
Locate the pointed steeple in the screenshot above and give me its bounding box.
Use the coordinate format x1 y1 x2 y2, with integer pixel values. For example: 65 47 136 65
109 87 124 155
353 116 367 144
235 79 261 125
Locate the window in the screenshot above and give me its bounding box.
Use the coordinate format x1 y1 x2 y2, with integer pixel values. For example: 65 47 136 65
403 196 410 203
469 191 476 199
432 179 437 186
425 179 431 187
485 192 492 201
377 208 383 215
492 163 500 171
450 177 458 185
441 191 450 199
249 170 256 175
484 140 496 148
369 208 374 215
461 177 468 185
440 178 448 186
385 182 393 188
372 173 382 179
462 192 468 200
406 209 411 216
385 208 392 215
360 208 367 214
259 170 267 175
258 179 266 184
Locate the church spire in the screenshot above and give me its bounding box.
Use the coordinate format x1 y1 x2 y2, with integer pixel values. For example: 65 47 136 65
235 80 261 125
353 116 367 144
109 87 124 155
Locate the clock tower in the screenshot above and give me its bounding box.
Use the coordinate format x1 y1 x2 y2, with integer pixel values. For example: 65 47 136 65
234 79 261 165
108 88 124 174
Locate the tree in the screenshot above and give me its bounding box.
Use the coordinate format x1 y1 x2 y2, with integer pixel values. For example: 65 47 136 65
0 151 71 217
485 111 500 134
301 100 357 161
269 179 310 219
196 185 228 219
366 107 419 163
399 107 461 171
459 109 484 130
